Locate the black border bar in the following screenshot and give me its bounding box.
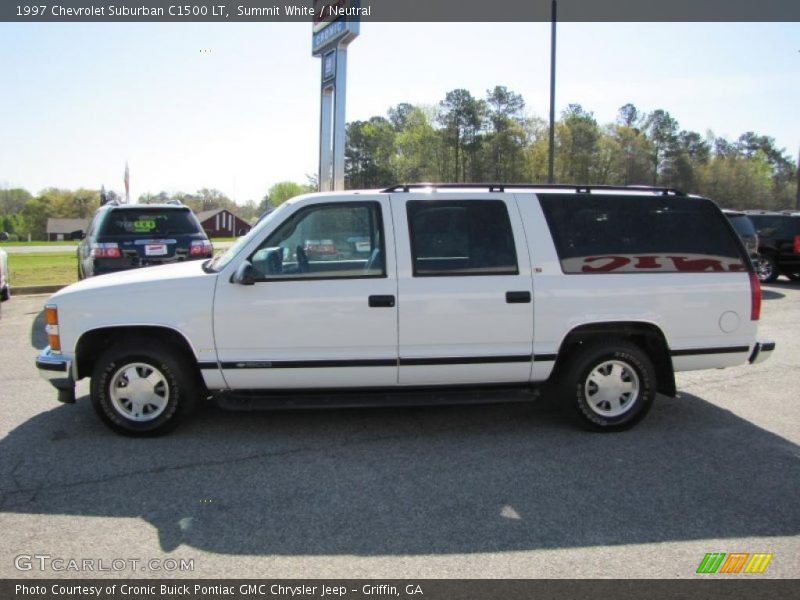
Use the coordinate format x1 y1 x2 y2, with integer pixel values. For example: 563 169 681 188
3 0 800 23
3 579 798 600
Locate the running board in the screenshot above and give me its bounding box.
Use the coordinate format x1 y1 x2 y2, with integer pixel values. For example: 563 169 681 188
214 385 539 411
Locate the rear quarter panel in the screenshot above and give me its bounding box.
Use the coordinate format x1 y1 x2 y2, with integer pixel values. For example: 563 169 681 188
514 194 757 380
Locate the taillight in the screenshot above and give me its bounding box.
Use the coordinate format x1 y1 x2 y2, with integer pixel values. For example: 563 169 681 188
90 243 121 258
793 235 800 254
190 240 213 256
45 304 61 352
749 272 761 321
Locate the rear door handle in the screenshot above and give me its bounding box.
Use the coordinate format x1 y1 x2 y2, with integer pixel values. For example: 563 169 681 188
369 295 396 308
506 291 531 304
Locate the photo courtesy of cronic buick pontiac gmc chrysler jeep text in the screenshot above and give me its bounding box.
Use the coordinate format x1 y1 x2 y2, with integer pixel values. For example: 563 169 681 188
35 184 775 436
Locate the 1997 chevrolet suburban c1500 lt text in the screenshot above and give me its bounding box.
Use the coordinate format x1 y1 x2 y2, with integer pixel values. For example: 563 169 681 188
36 183 775 436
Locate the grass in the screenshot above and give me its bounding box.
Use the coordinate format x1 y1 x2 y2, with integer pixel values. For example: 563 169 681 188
0 240 78 247
4 239 233 287
0 237 233 247
7 252 77 287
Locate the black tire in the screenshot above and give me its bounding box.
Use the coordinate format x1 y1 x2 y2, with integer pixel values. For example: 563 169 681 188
786 272 800 282
558 339 656 432
756 254 779 283
90 338 197 436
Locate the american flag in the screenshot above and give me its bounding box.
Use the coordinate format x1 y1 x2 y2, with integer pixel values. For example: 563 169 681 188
124 161 130 203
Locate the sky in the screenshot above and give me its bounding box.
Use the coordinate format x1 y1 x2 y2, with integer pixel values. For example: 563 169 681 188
0 21 798 204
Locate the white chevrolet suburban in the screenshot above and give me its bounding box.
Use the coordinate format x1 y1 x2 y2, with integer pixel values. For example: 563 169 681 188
36 184 775 436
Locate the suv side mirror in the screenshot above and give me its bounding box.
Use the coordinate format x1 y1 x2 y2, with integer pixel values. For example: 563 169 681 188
233 260 256 285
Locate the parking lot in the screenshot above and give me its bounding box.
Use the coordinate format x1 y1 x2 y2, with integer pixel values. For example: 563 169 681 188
0 284 798 579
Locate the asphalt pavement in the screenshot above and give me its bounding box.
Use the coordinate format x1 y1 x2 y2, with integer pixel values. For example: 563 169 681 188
0 284 798 579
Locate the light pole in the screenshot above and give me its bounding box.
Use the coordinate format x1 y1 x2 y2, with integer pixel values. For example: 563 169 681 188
796 146 800 210
547 0 557 184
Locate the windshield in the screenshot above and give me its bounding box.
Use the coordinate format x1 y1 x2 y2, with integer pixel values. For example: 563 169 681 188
206 202 292 272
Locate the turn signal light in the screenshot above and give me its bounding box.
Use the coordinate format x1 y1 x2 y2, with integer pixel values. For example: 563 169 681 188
90 243 121 258
190 240 213 256
793 235 800 255
45 305 61 352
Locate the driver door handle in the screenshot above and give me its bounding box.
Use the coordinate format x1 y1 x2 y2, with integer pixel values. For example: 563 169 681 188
368 295 395 308
506 291 531 304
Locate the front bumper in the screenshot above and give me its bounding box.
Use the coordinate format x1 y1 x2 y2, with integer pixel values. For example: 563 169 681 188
36 346 75 403
748 340 776 365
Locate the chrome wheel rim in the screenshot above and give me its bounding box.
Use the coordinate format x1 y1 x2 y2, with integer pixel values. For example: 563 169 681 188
109 362 169 422
756 258 773 282
584 360 640 417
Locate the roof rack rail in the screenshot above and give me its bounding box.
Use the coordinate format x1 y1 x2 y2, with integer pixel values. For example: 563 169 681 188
381 183 687 196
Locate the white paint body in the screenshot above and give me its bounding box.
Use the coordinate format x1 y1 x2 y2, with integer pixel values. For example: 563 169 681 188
47 190 763 391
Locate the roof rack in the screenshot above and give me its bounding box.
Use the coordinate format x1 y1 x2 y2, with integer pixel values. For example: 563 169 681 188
381 183 686 196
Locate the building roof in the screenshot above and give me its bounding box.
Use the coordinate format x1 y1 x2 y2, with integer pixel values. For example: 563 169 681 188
46 218 90 234
196 208 229 222
196 208 250 223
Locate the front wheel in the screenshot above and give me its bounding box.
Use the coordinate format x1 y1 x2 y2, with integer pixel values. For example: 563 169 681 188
559 340 656 432
91 339 197 436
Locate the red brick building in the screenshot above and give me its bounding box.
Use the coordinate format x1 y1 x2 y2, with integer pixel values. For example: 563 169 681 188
196 209 251 238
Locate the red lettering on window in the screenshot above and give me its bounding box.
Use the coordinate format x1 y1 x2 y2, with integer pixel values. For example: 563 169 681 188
582 256 630 273
633 256 662 269
668 256 726 272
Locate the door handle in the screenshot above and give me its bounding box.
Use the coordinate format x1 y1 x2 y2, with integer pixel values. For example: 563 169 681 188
506 291 531 304
368 295 396 308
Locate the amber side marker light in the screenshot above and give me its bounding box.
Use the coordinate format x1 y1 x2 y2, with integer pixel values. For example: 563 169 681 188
45 305 61 352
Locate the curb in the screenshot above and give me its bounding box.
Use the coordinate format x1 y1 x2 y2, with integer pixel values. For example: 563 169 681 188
12 284 67 296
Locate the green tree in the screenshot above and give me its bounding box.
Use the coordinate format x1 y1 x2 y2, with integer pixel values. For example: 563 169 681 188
556 104 600 182
485 86 527 182
0 188 32 214
438 89 485 182
392 105 443 183
264 181 312 210
345 117 397 189
642 109 678 184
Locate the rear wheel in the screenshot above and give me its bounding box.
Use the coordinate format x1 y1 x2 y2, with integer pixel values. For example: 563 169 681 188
755 254 779 283
559 340 656 432
91 339 197 436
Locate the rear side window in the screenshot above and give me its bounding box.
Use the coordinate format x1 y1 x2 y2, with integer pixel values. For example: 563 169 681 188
407 200 518 276
749 215 799 238
100 209 201 236
539 194 746 274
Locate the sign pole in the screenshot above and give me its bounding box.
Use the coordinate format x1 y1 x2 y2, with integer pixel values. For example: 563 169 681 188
312 3 359 192
547 0 557 184
319 83 334 192
332 44 348 190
